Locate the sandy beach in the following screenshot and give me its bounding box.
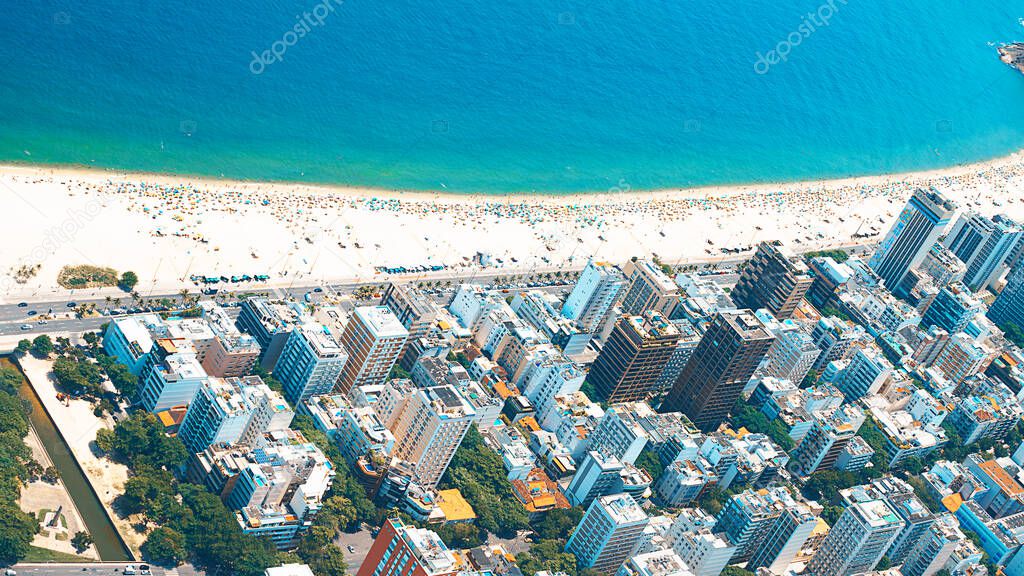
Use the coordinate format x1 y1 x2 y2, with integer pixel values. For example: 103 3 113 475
3 151 1024 300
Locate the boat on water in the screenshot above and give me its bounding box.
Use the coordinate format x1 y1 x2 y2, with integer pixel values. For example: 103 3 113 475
999 42 1024 75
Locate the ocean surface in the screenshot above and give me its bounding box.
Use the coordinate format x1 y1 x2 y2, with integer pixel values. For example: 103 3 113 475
2 0 1024 193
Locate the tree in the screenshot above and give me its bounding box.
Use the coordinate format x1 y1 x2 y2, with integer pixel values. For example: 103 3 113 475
142 527 186 566
531 506 583 541
14 339 30 357
635 449 665 483
0 501 36 565
71 531 94 553
30 334 54 358
119 270 139 291
0 367 22 396
515 540 578 576
721 567 756 576
440 426 529 538
435 522 485 549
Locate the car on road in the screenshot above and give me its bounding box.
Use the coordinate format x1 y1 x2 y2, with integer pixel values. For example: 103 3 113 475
124 565 136 575
16 302 26 307
140 564 152 575
26 310 36 316
66 302 77 307
37 319 47 325
5 568 17 576
314 287 324 292
347 545 355 553
20 324 31 330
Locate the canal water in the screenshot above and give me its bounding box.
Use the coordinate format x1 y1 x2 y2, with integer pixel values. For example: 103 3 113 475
3 357 132 561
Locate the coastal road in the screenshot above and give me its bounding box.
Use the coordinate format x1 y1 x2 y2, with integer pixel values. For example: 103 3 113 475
0 241 875 336
10 563 203 576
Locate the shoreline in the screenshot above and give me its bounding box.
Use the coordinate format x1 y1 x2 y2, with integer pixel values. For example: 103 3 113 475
3 148 1024 204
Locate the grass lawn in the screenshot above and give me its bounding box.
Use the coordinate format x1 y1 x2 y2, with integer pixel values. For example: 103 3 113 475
22 545 90 563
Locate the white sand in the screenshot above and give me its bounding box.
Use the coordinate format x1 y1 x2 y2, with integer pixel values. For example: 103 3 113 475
2 151 1024 300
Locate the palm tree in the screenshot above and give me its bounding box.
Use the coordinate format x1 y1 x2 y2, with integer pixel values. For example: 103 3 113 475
104 296 112 312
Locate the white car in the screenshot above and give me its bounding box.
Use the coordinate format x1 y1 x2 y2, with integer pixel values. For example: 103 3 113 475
19 324 31 330
124 565 137 575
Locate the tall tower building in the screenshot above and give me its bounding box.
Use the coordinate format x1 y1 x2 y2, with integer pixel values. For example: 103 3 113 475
566 493 650 575
714 487 796 563
901 515 966 576
380 282 441 369
588 312 681 403
336 306 409 394
274 323 348 405
805 499 903 576
178 376 293 453
619 259 679 317
868 187 957 294
731 241 813 319
920 282 984 335
945 212 1023 292
566 451 626 508
356 518 459 576
988 263 1024 328
790 405 866 476
663 310 775 431
562 260 628 333
375 380 475 488
747 500 823 574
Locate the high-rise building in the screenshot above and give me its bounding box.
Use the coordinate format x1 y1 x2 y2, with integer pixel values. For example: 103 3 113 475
758 321 821 386
920 282 984 335
587 403 652 465
198 301 262 378
833 347 893 403
663 310 775 431
619 259 680 317
666 509 737 576
989 263 1024 328
616 549 694 576
381 283 442 369
901 514 966 576
945 212 1023 292
917 242 968 288
588 312 681 403
869 187 957 294
563 260 628 333
566 493 650 575
517 350 585 424
336 306 409 394
178 376 293 453
810 316 868 371
747 500 823 574
235 298 308 371
566 451 626 508
790 405 866 476
807 256 854 309
274 323 348 405
137 338 209 413
731 241 814 319
805 499 903 576
714 487 798 562
374 380 475 488
356 518 460 576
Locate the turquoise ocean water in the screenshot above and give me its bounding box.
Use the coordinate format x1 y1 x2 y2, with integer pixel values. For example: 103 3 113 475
1 0 1024 193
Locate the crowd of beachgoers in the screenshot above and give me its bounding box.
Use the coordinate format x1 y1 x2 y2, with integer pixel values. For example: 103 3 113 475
2 152 1024 297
